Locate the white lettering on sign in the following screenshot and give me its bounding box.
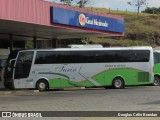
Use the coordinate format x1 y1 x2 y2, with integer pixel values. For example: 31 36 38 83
79 14 108 27
86 17 108 27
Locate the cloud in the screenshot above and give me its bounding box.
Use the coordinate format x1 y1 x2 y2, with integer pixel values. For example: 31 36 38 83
46 0 160 11
91 0 135 11
147 0 160 7
91 0 111 8
91 0 160 11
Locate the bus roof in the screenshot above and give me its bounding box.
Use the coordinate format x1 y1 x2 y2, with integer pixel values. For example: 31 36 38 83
67 44 103 48
154 50 160 53
18 46 153 52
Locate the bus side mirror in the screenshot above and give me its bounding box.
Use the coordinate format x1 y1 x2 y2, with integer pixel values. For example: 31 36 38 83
9 59 16 68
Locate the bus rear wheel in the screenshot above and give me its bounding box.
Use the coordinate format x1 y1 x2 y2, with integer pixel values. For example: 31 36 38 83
154 76 160 86
112 77 124 89
36 79 49 91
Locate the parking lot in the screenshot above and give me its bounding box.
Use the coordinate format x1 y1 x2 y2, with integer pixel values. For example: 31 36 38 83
0 86 160 120
0 86 160 110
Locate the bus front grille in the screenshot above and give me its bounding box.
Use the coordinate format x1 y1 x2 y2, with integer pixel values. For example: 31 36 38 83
138 72 149 82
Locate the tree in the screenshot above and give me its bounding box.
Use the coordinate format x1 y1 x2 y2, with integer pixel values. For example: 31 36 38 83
60 0 73 5
142 7 160 14
77 0 89 8
127 0 148 14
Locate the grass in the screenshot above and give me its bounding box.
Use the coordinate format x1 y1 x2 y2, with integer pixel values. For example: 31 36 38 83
85 7 160 47
88 38 153 47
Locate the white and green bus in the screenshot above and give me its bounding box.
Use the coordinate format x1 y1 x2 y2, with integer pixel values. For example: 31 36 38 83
153 50 160 86
4 46 154 91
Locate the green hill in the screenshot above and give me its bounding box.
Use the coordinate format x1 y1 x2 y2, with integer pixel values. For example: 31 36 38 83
87 8 160 47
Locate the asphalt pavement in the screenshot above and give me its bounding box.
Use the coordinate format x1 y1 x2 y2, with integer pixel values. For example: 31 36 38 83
0 85 160 120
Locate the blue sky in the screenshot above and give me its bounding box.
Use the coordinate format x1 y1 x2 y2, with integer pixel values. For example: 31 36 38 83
90 0 160 12
46 0 160 12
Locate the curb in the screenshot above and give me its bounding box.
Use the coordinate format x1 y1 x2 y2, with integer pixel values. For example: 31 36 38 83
0 90 39 95
63 87 86 91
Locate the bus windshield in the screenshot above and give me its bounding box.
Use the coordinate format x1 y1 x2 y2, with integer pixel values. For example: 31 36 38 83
14 51 34 79
154 52 160 64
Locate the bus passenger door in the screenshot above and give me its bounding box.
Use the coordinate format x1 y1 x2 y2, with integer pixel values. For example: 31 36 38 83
13 51 34 89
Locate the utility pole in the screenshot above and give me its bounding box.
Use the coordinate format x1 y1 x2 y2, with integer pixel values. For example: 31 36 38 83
82 0 84 7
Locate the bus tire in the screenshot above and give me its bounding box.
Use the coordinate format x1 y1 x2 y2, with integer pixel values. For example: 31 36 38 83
153 76 160 86
36 79 49 91
112 77 124 89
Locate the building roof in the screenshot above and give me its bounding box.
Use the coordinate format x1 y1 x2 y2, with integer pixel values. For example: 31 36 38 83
0 0 125 39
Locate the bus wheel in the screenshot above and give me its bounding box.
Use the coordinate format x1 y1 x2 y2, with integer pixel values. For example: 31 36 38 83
154 76 160 86
36 79 49 91
112 77 124 89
